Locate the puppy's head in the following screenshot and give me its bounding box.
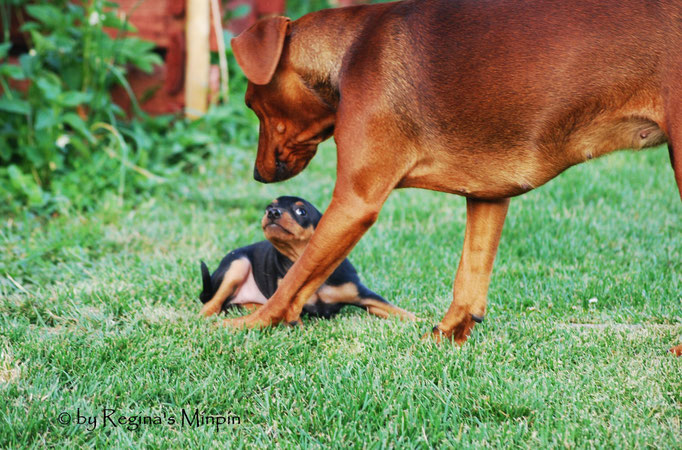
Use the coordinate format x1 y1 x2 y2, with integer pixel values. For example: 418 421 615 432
261 196 322 260
232 17 336 183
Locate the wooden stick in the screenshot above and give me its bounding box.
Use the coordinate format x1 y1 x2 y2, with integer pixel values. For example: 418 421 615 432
210 0 229 102
185 0 210 118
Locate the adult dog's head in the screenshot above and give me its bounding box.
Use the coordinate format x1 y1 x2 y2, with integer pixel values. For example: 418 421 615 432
232 17 336 183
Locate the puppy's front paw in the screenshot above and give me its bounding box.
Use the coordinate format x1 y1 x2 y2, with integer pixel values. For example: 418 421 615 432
200 302 222 317
219 309 286 330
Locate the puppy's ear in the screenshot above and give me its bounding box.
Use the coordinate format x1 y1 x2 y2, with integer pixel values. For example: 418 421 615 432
231 16 290 85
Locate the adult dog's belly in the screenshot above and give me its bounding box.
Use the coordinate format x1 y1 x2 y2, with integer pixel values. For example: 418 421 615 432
398 108 667 199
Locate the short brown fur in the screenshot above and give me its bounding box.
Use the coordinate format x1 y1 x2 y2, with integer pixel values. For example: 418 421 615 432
228 0 682 354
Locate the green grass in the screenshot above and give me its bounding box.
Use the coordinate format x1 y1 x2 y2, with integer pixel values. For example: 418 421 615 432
1 141 681 448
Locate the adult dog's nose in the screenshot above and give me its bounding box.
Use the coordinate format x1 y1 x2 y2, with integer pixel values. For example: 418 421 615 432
253 165 265 182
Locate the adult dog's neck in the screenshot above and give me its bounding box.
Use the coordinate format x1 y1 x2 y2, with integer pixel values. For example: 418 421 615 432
286 3 394 109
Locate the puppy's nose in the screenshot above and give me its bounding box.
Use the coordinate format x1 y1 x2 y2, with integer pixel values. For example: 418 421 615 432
267 206 281 220
253 165 265 182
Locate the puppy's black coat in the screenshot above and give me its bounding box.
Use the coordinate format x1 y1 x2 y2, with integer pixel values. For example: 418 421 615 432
199 196 414 320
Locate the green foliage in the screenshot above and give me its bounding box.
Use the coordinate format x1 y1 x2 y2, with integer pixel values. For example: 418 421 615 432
0 0 401 217
0 0 165 212
286 0 333 19
0 1 259 216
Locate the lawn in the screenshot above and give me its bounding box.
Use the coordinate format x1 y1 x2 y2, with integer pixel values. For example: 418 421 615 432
1 139 681 447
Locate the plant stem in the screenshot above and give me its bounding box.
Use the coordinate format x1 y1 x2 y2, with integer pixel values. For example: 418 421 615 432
0 76 13 100
82 0 94 93
210 0 229 102
92 122 127 204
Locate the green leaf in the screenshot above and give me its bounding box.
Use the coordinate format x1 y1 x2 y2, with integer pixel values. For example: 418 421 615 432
19 53 39 78
26 4 63 28
24 144 45 166
7 164 24 189
102 12 136 32
58 91 92 108
0 43 11 60
59 65 84 91
0 136 11 162
116 38 162 73
36 76 62 100
63 113 95 144
35 108 57 130
29 30 56 53
66 3 84 15
19 22 40 33
0 97 31 115
7 164 44 206
0 63 24 80
67 135 89 157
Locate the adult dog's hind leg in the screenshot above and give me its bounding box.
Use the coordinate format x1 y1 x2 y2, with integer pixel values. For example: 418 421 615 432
664 64 682 200
426 198 510 344
665 93 682 355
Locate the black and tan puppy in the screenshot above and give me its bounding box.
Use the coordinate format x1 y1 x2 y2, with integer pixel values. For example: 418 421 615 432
199 196 414 321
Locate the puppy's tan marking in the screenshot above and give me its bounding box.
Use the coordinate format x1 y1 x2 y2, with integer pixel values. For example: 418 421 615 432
317 282 416 321
200 258 251 317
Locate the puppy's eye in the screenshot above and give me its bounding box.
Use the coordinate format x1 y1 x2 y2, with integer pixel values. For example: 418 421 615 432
295 208 307 216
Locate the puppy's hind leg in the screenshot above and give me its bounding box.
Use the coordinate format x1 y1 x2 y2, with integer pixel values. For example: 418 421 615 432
318 282 416 320
200 258 251 317
357 292 416 321
363 301 416 321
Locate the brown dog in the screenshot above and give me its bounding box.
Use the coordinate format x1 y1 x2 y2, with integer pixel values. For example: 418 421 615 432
226 0 682 353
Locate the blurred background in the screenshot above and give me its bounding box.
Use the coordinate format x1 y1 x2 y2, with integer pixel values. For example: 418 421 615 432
0 0 385 215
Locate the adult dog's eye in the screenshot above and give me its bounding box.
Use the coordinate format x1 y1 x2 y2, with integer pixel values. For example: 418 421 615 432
295 208 306 216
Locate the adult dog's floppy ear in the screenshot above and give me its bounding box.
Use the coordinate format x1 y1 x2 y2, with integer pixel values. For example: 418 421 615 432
231 16 290 85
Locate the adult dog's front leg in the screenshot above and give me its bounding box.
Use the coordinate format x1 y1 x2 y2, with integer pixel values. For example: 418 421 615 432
427 198 510 344
222 99 413 330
